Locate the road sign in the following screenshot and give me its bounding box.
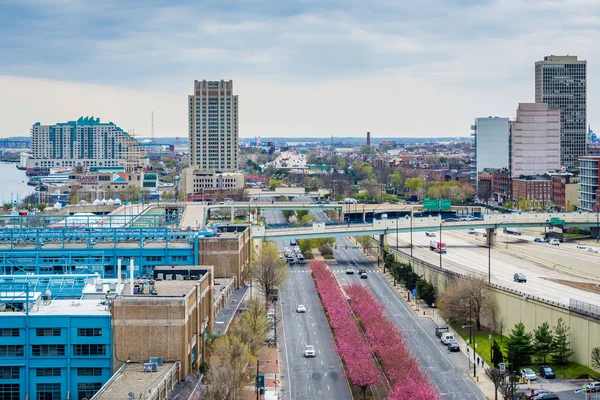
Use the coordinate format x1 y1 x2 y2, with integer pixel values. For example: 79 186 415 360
549 217 565 226
256 372 265 389
423 198 452 211
498 363 506 371
412 288 417 297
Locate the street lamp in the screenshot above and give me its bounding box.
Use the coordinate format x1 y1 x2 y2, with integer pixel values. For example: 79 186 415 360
439 219 447 269
410 211 413 257
462 323 476 378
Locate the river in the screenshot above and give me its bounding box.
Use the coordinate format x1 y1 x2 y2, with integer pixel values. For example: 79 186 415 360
0 163 33 205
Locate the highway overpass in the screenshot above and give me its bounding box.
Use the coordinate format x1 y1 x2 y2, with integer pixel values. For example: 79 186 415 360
251 212 599 240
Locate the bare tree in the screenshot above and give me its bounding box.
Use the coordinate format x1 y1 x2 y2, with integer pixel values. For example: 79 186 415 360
591 347 600 370
252 241 289 307
233 298 271 356
205 335 255 400
485 368 508 400
437 275 491 330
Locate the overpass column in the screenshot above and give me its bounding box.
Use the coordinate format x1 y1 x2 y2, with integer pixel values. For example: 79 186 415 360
379 234 385 261
363 210 367 223
486 228 496 246
230 205 235 224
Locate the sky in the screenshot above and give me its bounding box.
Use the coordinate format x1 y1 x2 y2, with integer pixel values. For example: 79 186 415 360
0 0 599 139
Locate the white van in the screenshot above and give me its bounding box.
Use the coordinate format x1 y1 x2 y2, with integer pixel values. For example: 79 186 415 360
441 332 455 345
549 238 560 246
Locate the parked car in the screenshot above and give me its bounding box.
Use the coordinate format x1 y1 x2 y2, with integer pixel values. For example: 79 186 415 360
296 304 306 313
577 243 587 249
514 273 527 283
534 237 543 243
531 393 559 400
435 327 449 338
586 382 600 392
441 332 455 345
447 342 460 352
588 247 599 253
303 345 316 357
425 231 436 237
520 368 537 381
345 267 354 274
539 365 556 379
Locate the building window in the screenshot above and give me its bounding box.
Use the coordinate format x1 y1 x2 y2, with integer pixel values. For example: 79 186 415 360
73 344 106 356
78 382 102 400
36 383 61 400
0 346 24 357
145 256 163 262
0 329 19 337
77 328 102 337
32 345 65 356
0 384 19 400
171 256 188 262
36 328 61 337
0 367 19 380
36 368 61 377
77 368 103 377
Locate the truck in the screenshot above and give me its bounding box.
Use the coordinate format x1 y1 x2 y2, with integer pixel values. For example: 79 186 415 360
503 227 523 235
544 230 564 243
429 240 447 254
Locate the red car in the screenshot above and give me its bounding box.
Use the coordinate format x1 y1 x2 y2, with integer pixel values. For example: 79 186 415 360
525 389 554 399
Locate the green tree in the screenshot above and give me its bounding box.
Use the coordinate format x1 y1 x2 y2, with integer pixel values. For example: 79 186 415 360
591 347 600 370
205 334 255 400
533 322 553 363
37 203 47 212
404 177 425 192
491 340 504 368
232 298 271 356
503 200 514 210
25 203 34 211
506 322 534 372
2 203 11 211
550 317 573 364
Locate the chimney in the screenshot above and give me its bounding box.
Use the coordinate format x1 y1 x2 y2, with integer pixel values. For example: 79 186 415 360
366 132 371 146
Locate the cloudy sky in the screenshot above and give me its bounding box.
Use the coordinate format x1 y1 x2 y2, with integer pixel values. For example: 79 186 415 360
1 0 598 138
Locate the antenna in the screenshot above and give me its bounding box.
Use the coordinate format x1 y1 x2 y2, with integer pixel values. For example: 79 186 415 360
151 111 155 144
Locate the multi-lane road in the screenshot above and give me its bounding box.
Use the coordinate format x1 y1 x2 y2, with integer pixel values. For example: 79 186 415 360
264 203 486 399
386 229 600 307
332 236 486 400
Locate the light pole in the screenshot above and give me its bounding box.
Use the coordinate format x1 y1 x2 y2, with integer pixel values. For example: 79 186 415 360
410 211 413 257
462 323 476 378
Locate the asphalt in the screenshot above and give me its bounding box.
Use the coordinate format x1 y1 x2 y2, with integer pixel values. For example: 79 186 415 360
275 239 351 400
332 236 487 400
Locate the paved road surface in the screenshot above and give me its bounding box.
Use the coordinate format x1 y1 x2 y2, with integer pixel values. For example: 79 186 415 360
276 239 350 400
386 230 600 307
261 196 288 228
333 237 486 400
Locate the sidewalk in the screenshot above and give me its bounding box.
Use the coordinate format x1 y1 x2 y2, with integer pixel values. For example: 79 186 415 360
241 346 281 399
213 285 249 336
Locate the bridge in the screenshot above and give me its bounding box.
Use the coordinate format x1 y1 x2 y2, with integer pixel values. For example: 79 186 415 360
250 212 598 241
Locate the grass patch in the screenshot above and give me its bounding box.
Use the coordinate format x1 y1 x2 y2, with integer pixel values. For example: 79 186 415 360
451 324 600 378
323 254 335 259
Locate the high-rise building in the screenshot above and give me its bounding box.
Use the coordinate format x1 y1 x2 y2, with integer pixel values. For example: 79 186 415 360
27 116 146 175
188 80 238 171
535 55 587 167
510 103 560 177
578 155 600 211
472 117 510 191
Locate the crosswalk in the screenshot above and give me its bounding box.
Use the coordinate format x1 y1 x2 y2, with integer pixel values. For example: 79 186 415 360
288 269 374 273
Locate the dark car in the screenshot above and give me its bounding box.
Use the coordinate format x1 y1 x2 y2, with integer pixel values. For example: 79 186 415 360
358 268 366 274
447 342 460 352
539 366 556 379
532 393 559 400
514 273 527 283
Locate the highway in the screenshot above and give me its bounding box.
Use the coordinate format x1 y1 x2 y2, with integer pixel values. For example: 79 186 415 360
332 237 486 399
385 229 600 308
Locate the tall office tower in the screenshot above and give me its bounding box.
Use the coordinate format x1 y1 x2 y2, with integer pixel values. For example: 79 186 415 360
473 117 510 173
188 80 238 171
510 103 561 177
535 55 587 167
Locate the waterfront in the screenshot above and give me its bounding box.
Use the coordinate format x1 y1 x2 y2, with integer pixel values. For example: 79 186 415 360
0 162 32 204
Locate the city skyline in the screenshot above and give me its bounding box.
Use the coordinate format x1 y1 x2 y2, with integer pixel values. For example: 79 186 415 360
1 0 599 138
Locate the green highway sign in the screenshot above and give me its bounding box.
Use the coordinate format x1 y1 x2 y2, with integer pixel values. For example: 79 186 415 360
549 217 565 226
423 198 452 211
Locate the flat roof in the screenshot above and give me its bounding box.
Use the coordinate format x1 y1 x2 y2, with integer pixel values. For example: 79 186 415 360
8 299 111 316
94 362 177 400
121 279 203 297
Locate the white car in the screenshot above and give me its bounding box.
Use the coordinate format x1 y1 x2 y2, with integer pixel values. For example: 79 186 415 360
520 368 537 381
588 247 599 253
586 382 600 391
467 229 476 235
303 345 316 357
425 232 436 237
345 267 354 274
296 304 306 313
577 243 587 249
267 308 275 318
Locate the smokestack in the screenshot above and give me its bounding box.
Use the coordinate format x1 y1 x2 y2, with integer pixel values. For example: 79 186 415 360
117 259 122 294
130 259 134 295
366 132 371 146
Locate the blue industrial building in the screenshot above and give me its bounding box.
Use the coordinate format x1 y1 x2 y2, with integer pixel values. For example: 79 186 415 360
0 285 112 400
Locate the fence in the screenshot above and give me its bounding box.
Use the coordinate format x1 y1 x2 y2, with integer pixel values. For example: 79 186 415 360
570 299 600 320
